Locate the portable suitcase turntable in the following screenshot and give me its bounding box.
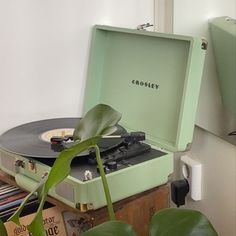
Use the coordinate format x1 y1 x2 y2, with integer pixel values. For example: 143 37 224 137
0 25 206 211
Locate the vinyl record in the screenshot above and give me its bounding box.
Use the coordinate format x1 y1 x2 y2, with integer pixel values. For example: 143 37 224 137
0 118 126 159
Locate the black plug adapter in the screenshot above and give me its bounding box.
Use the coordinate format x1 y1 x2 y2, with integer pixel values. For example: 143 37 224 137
171 179 189 207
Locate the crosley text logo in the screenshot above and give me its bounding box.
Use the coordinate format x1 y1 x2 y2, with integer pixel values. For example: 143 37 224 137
132 80 159 90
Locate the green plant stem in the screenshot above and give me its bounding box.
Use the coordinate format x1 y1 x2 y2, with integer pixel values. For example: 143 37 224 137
94 144 116 220
0 219 8 236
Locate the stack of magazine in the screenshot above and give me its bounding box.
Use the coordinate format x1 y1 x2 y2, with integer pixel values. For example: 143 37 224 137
0 180 39 222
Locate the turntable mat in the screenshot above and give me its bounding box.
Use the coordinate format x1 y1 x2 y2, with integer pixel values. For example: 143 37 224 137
0 118 126 158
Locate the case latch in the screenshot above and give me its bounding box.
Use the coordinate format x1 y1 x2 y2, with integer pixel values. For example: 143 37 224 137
137 23 154 30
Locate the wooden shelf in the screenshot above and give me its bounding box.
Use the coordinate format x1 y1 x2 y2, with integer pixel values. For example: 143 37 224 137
0 170 169 236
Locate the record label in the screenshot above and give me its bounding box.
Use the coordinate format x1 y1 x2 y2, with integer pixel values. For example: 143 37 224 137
40 128 74 143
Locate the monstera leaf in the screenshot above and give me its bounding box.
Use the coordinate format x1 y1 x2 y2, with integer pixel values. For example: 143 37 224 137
149 208 218 236
81 220 137 236
73 104 121 141
8 104 121 236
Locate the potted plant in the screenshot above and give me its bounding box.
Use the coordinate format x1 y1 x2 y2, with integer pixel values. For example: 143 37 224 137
0 104 218 236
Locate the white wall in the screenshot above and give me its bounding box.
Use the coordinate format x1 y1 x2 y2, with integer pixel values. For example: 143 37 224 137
1 1 236 235
173 128 236 236
172 1 236 235
189 128 236 236
0 0 153 134
174 0 236 141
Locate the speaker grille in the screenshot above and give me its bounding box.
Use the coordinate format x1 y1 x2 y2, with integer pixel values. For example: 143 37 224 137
0 151 16 173
55 181 74 202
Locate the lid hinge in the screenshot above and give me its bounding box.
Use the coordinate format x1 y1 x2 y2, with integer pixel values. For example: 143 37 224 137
201 38 208 50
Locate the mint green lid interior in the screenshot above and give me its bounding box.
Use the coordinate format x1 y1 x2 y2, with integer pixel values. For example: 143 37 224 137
84 26 206 152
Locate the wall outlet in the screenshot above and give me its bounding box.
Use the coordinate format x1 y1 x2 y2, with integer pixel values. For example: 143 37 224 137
180 155 202 201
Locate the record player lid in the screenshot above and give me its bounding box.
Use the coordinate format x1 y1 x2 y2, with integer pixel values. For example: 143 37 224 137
83 25 206 152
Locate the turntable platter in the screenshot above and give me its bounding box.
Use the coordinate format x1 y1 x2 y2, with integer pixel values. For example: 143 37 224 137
0 118 126 158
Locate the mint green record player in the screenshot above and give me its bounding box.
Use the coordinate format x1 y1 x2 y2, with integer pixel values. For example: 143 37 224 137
0 25 206 211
